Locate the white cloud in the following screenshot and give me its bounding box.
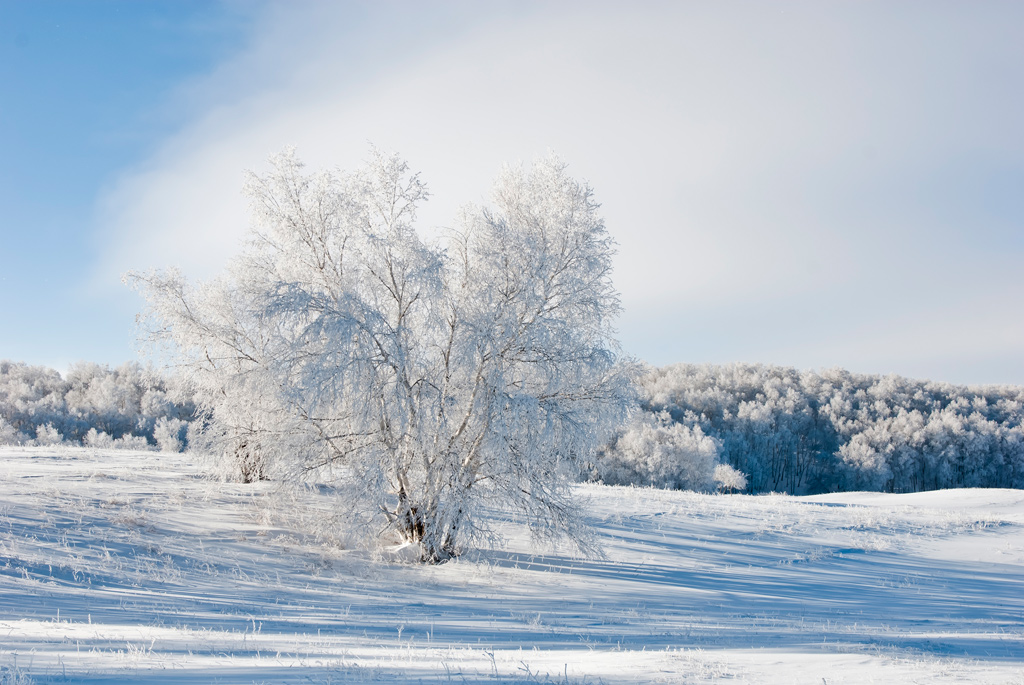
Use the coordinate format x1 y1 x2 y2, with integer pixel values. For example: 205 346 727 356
95 1 1024 383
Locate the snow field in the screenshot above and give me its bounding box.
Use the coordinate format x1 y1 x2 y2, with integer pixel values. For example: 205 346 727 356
1 447 1022 683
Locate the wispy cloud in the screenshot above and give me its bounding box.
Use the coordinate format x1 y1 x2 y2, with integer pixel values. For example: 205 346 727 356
95 1 1024 383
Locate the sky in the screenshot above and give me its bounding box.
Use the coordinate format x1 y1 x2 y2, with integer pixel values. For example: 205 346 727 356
1 1 1022 386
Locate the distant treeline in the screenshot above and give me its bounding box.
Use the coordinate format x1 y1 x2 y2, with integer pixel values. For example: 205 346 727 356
5 359 1023 494
592 363 1024 494
0 360 194 451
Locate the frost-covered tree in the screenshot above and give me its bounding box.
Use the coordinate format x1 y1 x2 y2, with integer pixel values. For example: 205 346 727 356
128 149 632 562
594 411 719 491
713 463 747 493
32 423 64 447
153 417 189 453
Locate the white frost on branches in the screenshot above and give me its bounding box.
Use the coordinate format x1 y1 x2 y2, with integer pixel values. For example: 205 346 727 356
127 148 633 562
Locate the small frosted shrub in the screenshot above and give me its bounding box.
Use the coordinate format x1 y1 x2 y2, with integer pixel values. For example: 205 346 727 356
32 423 64 446
84 428 114 448
114 434 152 450
714 463 748 493
153 416 188 452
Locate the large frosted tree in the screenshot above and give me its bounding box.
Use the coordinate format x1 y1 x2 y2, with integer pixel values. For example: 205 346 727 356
128 149 632 562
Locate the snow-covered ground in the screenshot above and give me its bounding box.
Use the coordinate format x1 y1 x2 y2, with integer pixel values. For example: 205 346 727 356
1 447 1022 684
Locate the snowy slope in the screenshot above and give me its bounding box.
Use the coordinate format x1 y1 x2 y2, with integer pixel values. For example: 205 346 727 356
1 447 1022 683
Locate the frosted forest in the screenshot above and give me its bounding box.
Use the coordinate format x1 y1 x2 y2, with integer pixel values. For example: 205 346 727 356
594 362 1024 495
0 359 194 452
5 358 1024 499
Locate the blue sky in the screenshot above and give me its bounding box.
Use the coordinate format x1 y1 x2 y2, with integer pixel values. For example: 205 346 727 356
1 0 255 364
2 1 1023 385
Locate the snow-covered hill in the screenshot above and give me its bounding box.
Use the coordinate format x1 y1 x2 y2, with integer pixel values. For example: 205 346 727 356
1 447 1022 683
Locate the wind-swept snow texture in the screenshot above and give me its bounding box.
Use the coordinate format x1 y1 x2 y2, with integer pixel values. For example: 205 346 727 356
1 447 1022 683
